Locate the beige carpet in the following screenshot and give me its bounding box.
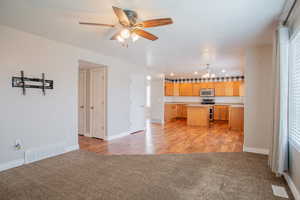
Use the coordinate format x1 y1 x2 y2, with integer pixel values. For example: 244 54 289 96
0 151 294 200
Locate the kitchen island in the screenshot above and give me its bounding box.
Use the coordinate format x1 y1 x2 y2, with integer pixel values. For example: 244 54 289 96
186 104 211 127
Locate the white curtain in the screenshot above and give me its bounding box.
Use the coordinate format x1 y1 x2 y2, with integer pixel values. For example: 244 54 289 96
269 26 289 175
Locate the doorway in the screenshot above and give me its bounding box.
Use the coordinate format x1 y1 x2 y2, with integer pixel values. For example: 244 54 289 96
78 60 107 139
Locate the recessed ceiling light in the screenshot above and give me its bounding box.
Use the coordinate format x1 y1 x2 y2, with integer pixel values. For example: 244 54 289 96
194 71 198 75
146 75 152 80
170 72 174 76
222 69 226 73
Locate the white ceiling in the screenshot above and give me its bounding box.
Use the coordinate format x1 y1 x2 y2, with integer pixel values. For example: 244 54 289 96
0 0 286 76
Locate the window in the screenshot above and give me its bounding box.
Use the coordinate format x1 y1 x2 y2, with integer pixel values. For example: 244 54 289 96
289 32 300 151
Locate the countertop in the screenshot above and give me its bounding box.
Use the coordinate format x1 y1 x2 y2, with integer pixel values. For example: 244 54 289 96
165 102 244 107
186 104 212 107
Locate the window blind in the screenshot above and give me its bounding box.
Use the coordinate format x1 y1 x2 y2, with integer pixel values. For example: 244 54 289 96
289 32 300 151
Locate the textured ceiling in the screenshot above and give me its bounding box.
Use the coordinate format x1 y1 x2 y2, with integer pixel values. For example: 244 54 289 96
0 0 286 76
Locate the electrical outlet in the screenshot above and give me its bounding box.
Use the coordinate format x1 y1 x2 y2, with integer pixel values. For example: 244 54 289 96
15 139 22 150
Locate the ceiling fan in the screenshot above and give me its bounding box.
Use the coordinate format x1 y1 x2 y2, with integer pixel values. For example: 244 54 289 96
79 6 173 45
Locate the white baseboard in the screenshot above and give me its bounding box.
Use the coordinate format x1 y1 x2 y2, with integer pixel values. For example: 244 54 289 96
65 144 80 153
106 131 131 141
0 159 24 172
151 118 163 124
0 144 79 172
243 146 269 155
284 172 300 200
25 143 66 164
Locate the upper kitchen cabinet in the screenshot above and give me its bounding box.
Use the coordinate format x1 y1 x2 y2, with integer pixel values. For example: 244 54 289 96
192 83 202 96
214 82 226 96
239 81 245 96
180 83 193 96
173 83 180 96
233 82 241 96
224 82 234 96
165 82 174 96
164 79 245 97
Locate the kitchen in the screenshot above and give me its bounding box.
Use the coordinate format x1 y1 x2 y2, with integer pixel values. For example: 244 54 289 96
164 76 244 131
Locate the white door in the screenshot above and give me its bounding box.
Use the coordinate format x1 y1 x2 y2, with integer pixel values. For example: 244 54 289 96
130 74 146 133
78 70 87 135
90 68 106 139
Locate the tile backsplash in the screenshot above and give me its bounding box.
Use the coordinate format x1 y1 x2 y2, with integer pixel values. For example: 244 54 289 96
164 96 244 104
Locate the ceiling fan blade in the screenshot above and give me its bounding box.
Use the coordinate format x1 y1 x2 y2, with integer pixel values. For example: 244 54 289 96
133 29 158 41
79 22 115 28
139 18 173 28
112 6 130 26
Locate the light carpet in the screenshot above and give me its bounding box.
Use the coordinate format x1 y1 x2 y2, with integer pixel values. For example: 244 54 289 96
0 151 294 200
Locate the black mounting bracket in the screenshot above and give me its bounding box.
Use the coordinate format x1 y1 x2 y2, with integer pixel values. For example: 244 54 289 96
12 70 54 96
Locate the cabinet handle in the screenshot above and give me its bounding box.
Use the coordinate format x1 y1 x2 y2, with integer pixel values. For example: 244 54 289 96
90 106 94 110
80 106 84 109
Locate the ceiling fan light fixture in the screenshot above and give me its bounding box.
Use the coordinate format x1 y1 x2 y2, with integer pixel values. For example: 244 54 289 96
131 33 140 42
120 29 131 39
117 35 125 43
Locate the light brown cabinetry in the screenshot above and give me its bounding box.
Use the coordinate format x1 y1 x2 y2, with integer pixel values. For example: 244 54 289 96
180 83 193 96
165 104 187 122
229 106 244 131
164 104 177 122
173 83 180 96
164 81 245 97
187 106 210 127
214 82 225 96
233 82 240 96
214 105 229 121
239 82 245 96
165 82 174 96
192 83 202 96
176 104 187 118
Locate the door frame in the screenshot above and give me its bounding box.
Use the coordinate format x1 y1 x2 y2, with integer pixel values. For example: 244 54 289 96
78 60 107 139
78 69 87 136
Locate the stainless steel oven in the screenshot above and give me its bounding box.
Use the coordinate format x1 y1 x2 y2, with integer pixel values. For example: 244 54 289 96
200 88 215 97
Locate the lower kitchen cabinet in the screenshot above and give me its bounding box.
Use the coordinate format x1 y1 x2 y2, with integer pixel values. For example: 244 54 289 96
164 104 177 122
229 106 244 131
165 104 187 122
214 105 229 121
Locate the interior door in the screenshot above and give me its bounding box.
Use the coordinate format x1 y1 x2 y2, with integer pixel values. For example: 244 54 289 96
130 74 146 133
90 68 106 139
78 70 87 135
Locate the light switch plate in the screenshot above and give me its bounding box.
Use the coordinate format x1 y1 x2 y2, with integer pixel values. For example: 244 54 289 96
272 185 289 199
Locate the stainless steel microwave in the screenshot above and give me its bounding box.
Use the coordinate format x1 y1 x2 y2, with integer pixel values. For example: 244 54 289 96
200 89 215 97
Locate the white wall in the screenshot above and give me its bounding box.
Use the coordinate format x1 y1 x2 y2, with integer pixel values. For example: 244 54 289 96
0 25 146 166
244 45 274 153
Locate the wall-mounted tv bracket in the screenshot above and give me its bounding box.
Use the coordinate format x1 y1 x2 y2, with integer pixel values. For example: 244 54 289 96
12 70 54 96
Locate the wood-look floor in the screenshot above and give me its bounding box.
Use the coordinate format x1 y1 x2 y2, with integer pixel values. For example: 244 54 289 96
79 119 244 155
